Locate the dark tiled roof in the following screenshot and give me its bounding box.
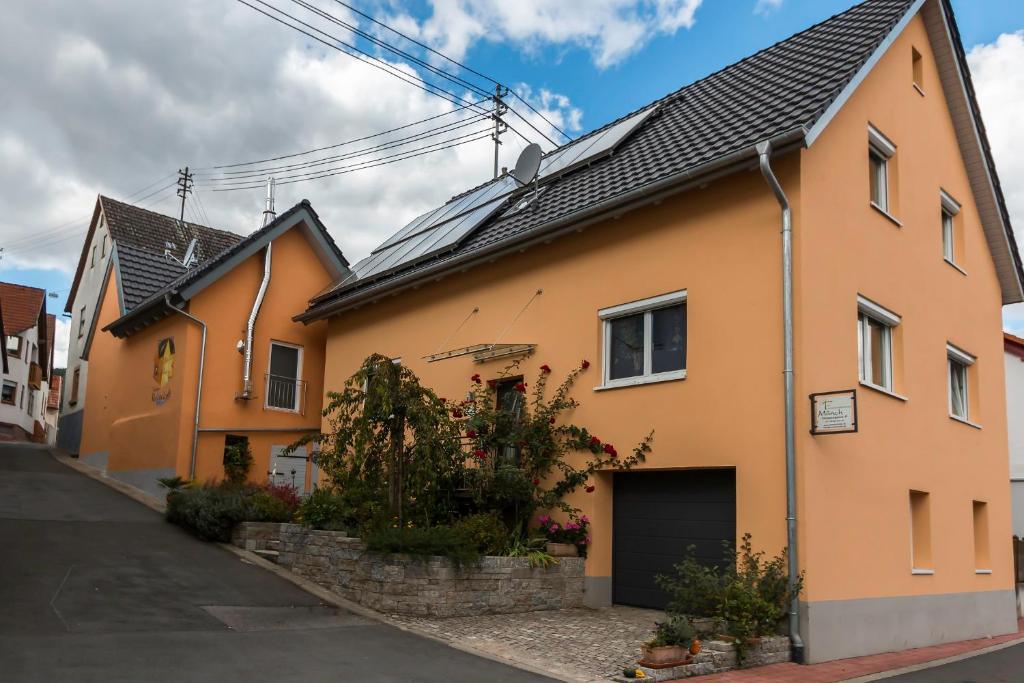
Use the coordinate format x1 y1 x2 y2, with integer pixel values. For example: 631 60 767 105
116 244 187 312
0 282 45 335
100 196 243 264
308 0 916 314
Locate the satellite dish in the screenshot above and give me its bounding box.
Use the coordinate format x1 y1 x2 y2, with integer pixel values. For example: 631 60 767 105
511 143 542 186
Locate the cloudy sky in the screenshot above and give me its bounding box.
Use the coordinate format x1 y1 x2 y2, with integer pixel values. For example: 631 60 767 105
1 0 1022 367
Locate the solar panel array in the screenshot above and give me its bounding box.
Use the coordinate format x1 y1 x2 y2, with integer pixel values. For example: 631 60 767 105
340 105 657 288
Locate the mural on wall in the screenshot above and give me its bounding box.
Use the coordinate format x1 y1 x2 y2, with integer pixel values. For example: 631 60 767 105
153 337 175 405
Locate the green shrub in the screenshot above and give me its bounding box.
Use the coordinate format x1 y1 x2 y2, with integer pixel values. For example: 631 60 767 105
166 485 248 542
363 526 480 568
299 487 349 531
451 512 509 555
656 543 728 619
649 616 695 647
246 488 295 523
223 442 253 485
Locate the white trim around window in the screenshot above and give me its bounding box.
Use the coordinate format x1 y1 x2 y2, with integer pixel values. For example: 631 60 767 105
940 189 961 266
265 340 304 413
597 289 687 390
946 342 975 423
868 124 897 157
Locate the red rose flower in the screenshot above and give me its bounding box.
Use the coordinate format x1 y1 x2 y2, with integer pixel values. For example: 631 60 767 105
540 364 552 373
466 429 477 438
517 440 528 448
588 436 601 448
532 478 540 486
514 382 526 393
487 379 497 389
603 443 617 458
581 360 590 370
452 408 463 418
471 373 482 384
585 485 596 493
549 417 556 424
439 397 448 404
473 449 487 459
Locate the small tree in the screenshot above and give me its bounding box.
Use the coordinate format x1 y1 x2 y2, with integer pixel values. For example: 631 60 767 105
223 441 253 486
291 354 464 530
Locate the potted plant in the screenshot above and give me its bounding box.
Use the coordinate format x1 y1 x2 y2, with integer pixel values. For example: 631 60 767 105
537 514 590 557
640 616 695 667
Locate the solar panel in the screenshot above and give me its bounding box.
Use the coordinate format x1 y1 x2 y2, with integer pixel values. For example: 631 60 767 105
343 105 657 288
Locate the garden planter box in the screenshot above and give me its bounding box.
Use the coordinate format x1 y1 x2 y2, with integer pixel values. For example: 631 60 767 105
616 635 792 681
232 522 585 618
639 644 691 668
546 542 579 557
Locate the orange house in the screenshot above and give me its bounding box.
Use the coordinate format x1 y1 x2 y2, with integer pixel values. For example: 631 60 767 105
79 200 349 498
298 0 1022 663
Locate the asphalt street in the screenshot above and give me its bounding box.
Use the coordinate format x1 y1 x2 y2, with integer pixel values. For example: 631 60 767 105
0 442 553 683
882 641 1024 683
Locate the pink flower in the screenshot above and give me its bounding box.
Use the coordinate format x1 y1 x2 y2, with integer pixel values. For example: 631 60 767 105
540 364 552 373
584 536 592 545
550 522 560 532
579 515 589 524
538 515 551 524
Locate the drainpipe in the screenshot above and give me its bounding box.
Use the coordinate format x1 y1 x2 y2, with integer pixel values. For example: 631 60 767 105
756 139 804 663
165 295 206 480
241 243 272 399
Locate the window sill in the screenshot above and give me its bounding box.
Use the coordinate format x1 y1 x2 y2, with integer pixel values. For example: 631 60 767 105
975 569 993 575
870 202 903 227
264 405 301 415
595 370 686 391
913 83 926 97
859 381 908 402
949 414 982 430
911 568 935 575
944 258 967 276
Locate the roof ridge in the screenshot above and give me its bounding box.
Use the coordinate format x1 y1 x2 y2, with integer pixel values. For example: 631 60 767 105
98 195 245 240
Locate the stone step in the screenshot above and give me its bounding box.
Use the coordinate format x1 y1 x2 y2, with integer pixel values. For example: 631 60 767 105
253 549 280 563
266 539 282 550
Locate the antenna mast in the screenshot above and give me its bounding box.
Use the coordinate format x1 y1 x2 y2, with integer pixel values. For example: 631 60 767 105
491 84 508 179
176 166 194 222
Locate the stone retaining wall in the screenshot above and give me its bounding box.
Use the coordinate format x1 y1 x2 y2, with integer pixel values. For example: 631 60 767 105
232 522 585 618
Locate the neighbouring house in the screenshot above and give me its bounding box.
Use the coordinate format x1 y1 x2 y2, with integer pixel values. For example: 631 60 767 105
1005 332 1024 537
59 196 244 454
0 283 53 442
295 0 1022 664
45 373 62 446
77 198 350 499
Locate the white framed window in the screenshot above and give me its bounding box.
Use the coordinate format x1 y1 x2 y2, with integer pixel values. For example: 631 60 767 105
857 296 900 392
265 341 303 412
78 307 86 339
940 190 960 264
1 381 15 406
5 335 20 355
868 125 896 213
947 343 974 421
90 245 97 268
599 290 687 389
101 234 108 258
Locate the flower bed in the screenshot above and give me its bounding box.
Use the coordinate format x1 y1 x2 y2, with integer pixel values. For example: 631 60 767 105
232 522 584 617
619 636 791 680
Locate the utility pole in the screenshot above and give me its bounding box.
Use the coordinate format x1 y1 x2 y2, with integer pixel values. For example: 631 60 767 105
491 84 508 179
176 167 194 222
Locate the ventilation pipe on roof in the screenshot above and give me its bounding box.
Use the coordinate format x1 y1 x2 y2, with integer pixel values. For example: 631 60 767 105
756 139 804 664
239 178 275 400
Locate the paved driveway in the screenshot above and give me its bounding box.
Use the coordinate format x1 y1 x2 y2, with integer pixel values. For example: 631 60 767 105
0 443 553 683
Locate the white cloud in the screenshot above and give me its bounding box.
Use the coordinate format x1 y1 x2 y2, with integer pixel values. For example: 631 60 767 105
968 32 1024 333
754 0 783 17
52 317 70 369
407 0 703 69
0 0 579 273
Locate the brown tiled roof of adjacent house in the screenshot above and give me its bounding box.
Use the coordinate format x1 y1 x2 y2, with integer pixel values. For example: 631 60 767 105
45 313 56 376
0 282 45 335
47 375 62 410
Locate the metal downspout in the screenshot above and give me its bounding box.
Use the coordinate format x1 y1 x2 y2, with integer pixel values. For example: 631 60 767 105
756 140 804 663
165 295 206 480
242 243 272 398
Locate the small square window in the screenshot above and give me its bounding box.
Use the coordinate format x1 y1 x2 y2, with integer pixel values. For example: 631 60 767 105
857 297 899 392
947 344 974 421
600 291 687 388
1 381 16 406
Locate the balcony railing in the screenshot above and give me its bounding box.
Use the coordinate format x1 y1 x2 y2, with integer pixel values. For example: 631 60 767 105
264 374 307 415
28 362 42 390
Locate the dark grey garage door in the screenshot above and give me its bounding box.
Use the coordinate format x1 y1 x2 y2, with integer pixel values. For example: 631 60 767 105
612 469 736 610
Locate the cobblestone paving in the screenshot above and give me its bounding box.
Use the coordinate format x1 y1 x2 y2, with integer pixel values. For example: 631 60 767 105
391 605 664 682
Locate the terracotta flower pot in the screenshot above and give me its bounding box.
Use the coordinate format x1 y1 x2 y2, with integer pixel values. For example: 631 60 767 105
546 542 578 557
689 639 702 655
640 644 690 666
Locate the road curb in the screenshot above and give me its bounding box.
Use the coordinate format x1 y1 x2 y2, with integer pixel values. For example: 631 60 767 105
841 634 1024 682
